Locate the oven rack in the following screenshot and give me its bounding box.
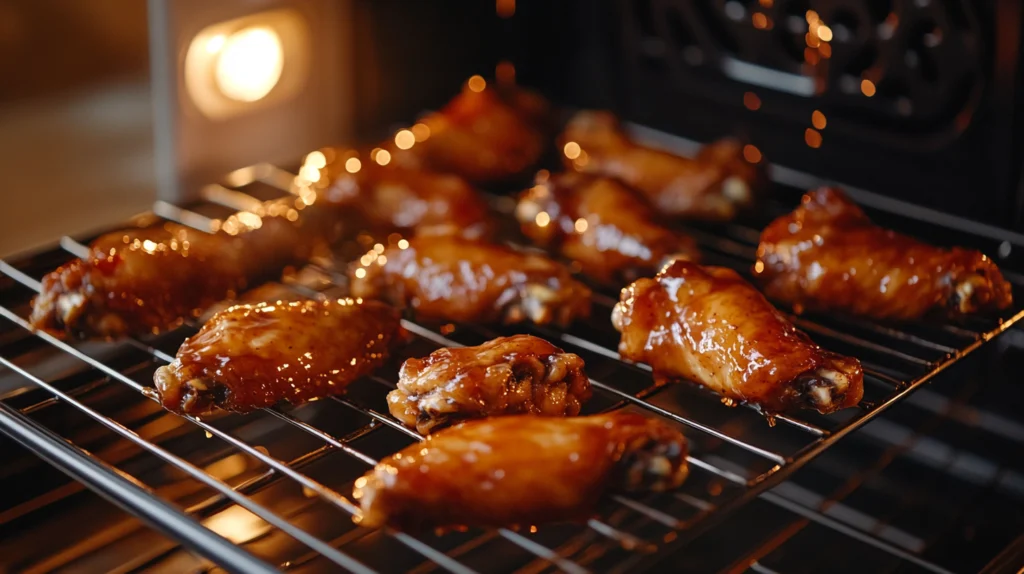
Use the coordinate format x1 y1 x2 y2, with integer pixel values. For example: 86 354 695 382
0 159 1022 573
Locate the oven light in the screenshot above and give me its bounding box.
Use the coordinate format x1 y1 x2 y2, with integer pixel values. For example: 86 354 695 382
184 9 309 119
213 27 284 102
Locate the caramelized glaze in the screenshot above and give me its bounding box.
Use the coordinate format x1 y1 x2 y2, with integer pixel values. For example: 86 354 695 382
613 260 863 414
349 235 592 327
755 187 1013 321
353 412 688 531
387 81 551 185
560 111 765 221
389 334 592 434
30 205 323 339
317 156 492 240
153 298 401 415
516 171 700 283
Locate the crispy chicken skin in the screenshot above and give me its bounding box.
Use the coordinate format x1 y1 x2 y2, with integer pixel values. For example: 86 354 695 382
153 298 401 415
755 187 1014 321
560 111 764 220
516 171 700 283
388 80 551 185
613 260 863 414
389 335 592 434
353 412 689 530
313 152 492 240
349 236 592 327
30 205 322 339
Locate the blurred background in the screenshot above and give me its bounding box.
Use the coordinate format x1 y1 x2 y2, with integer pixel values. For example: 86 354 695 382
0 0 154 256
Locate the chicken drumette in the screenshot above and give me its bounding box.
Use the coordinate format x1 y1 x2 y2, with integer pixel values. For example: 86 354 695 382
516 171 700 283
153 298 401 415
613 260 863 414
353 412 689 531
755 187 1014 321
349 236 591 327
386 78 551 185
311 150 493 240
560 111 765 221
389 334 592 434
30 202 325 339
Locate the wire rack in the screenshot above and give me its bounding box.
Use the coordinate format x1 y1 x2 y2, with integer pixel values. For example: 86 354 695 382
1 152 1023 573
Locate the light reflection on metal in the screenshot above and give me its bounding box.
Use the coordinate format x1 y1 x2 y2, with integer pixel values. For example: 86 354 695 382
722 57 816 96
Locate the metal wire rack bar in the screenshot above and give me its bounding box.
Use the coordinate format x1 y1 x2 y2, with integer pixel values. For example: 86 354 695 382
1 159 1021 573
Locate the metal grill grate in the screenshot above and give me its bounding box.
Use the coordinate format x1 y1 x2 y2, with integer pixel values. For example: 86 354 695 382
1 146 1023 572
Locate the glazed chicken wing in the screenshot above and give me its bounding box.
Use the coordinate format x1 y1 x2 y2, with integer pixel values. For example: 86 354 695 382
613 260 863 414
516 171 700 283
387 79 551 185
30 202 325 339
388 334 592 434
311 150 492 239
560 111 765 220
153 298 401 415
755 187 1013 321
353 412 688 530
349 236 591 326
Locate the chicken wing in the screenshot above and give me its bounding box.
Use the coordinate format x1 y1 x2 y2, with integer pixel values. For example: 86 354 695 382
353 412 688 530
310 150 492 239
755 187 1013 321
153 298 401 415
613 260 863 414
388 335 592 434
560 111 765 220
30 201 325 339
349 236 591 326
516 171 700 283
387 78 551 185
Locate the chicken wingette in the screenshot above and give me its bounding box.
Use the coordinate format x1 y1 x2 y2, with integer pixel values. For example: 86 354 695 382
755 187 1013 321
349 236 591 327
516 171 700 283
354 412 689 531
613 260 864 414
388 334 592 434
153 298 402 415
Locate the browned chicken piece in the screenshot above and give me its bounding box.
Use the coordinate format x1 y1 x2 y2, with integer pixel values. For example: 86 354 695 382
755 187 1014 321
349 235 592 327
153 298 401 415
388 335 593 434
353 412 688 530
516 171 701 283
560 111 765 221
311 150 492 240
387 78 551 185
613 260 863 414
30 202 325 339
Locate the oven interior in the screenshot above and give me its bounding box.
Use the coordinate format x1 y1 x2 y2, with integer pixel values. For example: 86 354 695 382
2 1 1024 573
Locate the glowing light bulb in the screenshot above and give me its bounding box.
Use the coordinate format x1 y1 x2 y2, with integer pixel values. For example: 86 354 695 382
563 141 581 160
215 27 283 102
345 157 362 173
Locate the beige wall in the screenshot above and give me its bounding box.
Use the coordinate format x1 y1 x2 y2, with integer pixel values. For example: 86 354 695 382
0 0 154 256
